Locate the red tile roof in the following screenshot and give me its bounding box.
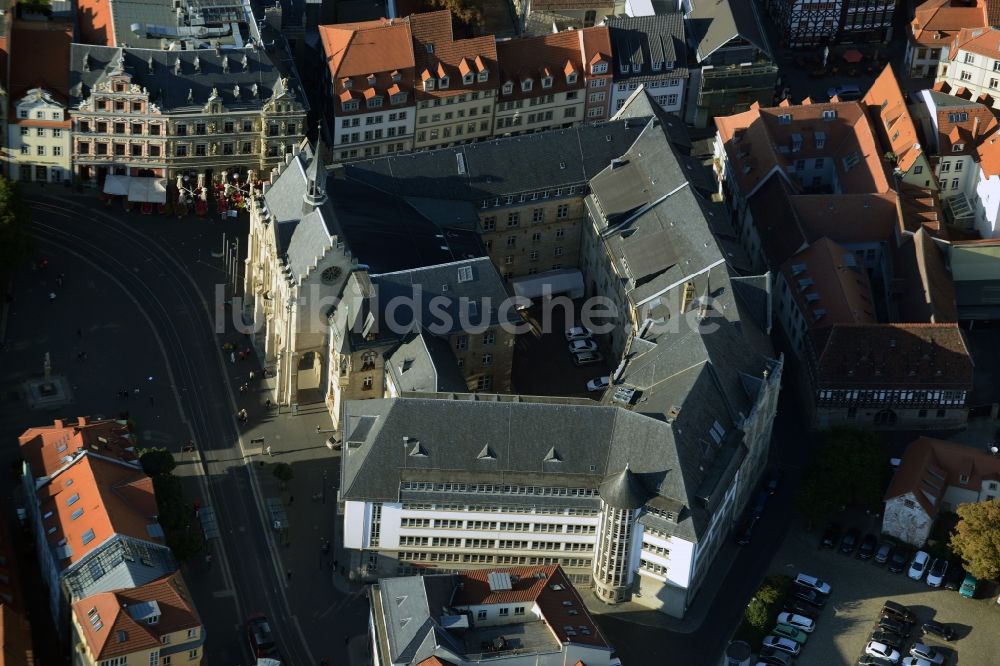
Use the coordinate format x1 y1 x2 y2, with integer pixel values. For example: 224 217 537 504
893 227 959 323
812 323 974 389
949 26 1000 61
898 183 946 236
885 436 1000 517
782 237 876 329
18 417 137 479
319 18 416 115
910 0 987 47
792 193 899 245
76 0 115 45
35 454 159 567
7 19 72 112
452 565 611 648
496 30 586 102
409 10 498 99
863 65 924 172
72 572 201 661
928 92 1000 154
716 100 891 199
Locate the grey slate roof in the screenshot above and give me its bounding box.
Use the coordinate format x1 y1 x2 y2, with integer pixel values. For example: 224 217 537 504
606 14 690 82
378 574 463 664
385 331 469 394
599 466 651 510
344 119 649 202
612 86 692 151
69 43 302 113
686 0 771 63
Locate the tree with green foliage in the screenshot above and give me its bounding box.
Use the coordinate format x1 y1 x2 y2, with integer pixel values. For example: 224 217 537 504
138 447 177 477
0 177 31 281
950 499 1000 581
152 474 189 532
427 0 483 28
273 463 294 489
797 427 888 524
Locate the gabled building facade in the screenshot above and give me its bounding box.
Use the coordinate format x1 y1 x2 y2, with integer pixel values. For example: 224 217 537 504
18 418 175 634
606 14 688 117
863 65 936 191
71 572 204 666
764 0 897 47
410 10 498 150
69 44 308 192
937 27 1000 106
319 19 416 162
326 258 519 427
883 436 1000 547
808 323 973 429
905 0 988 78
684 0 778 128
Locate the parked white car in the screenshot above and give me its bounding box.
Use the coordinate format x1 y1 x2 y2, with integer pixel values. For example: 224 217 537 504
794 573 831 595
901 659 934 666
586 376 610 392
568 339 599 354
776 612 815 633
565 326 593 341
909 644 944 665
908 550 930 581
865 641 901 663
761 636 800 656
925 558 948 587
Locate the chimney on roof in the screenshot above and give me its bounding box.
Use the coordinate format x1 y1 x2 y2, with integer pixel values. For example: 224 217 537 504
974 115 981 138
54 418 66 428
78 416 90 426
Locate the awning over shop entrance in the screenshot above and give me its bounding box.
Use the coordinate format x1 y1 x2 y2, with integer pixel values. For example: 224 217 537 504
128 177 167 203
103 175 130 196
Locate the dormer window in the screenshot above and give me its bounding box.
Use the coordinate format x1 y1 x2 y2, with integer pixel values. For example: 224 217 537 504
652 60 663 72
619 61 629 74
342 78 352 90
953 143 965 151
478 69 488 82
342 100 359 111
631 62 641 73
665 61 675 70
391 70 401 83
391 92 408 105
521 79 533 92
822 109 836 121
426 43 434 53
424 79 435 92
503 81 513 95
592 62 607 74
463 72 474 84
367 96 383 108
567 72 577 84
542 76 553 89
366 74 376 86
440 76 450 89
778 114 791 124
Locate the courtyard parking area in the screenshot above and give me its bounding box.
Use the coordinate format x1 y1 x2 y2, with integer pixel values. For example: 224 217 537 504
765 527 1000 666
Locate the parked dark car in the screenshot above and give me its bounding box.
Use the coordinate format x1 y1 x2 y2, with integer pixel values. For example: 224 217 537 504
782 602 819 621
888 546 912 573
856 656 895 666
877 615 911 636
758 647 794 666
874 542 893 566
921 620 957 641
839 527 861 554
868 629 904 650
791 586 827 608
943 564 965 591
820 523 841 549
246 614 277 659
858 533 878 560
881 600 916 624
735 516 759 546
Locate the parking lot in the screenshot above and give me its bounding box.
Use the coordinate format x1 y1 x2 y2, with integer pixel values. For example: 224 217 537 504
511 302 612 397
765 526 1000 666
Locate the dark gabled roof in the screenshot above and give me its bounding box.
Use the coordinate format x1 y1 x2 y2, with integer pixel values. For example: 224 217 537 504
686 0 771 62
344 119 648 202
68 44 304 113
385 330 469 394
606 14 690 82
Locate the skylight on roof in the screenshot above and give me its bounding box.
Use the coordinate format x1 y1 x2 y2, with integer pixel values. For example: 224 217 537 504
82 529 96 545
457 265 474 283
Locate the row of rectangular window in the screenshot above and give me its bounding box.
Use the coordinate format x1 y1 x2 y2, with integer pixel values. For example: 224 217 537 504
480 188 581 209
416 121 490 142
400 482 597 496
400 518 595 533
399 536 592 550
339 111 408 129
400 502 599 516
397 551 592 567
481 208 569 230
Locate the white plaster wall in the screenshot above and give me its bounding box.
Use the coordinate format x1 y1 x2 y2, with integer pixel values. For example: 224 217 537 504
882 494 933 547
974 169 1000 238
344 500 367 549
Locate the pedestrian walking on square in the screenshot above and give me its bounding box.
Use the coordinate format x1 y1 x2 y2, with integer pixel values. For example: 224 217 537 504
249 370 255 382
239 383 248 393
230 351 235 364
265 398 272 409
133 387 140 396
266 445 272 457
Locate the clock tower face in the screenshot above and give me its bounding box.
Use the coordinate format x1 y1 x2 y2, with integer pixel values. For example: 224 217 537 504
321 266 343 284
